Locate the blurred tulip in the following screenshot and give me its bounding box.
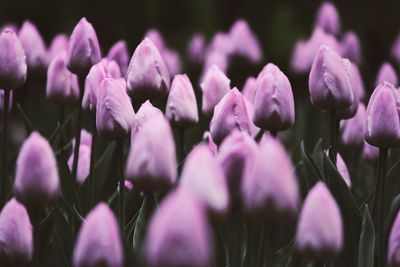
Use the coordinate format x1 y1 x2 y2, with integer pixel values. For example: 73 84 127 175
351 63 365 100
203 51 229 74
162 48 182 77
14 132 59 208
0 90 12 111
46 51 79 105
126 115 177 190
253 63 295 133
126 38 170 103
207 32 233 57
341 31 362 65
107 40 129 74
365 82 400 148
202 131 218 155
210 88 251 144
187 33 206 63
200 64 231 116
342 103 366 148
73 203 123 267
145 29 166 51
166 74 198 129
309 45 354 110
145 189 212 267
376 62 398 87
392 33 400 65
241 135 299 219
180 144 229 215
0 23 17 33
218 131 258 207
66 17 101 76
0 28 27 89
0 198 33 267
229 19 263 63
242 76 257 103
363 141 379 163
48 34 68 61
314 2 340 35
296 182 343 261
130 100 164 142
72 129 92 150
68 145 90 185
96 77 135 139
18 20 48 71
82 59 121 114
336 153 351 188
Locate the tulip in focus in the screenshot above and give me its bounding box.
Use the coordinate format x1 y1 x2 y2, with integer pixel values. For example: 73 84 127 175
314 2 340 35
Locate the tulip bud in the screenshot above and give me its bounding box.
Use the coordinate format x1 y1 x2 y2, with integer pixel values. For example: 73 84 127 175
180 145 229 215
242 76 257 104
145 29 165 51
107 40 129 75
365 82 400 148
253 63 295 132
203 51 229 75
162 48 182 77
126 38 170 103
296 182 343 261
376 62 398 87
145 188 212 267
207 32 233 56
0 198 33 267
309 45 354 110
14 132 59 208
336 153 351 188
241 135 299 219
388 211 400 267
342 103 366 148
335 60 359 120
68 145 90 185
66 18 101 76
48 34 68 61
166 74 199 129
363 141 379 163
229 19 263 63
18 21 48 71
73 203 123 267
200 64 231 116
126 115 177 190
96 77 135 139
210 88 251 144
0 28 27 89
314 2 340 35
46 52 79 105
82 59 121 114
74 129 92 149
202 131 218 155
0 90 12 111
351 63 365 100
187 33 206 64
341 31 361 65
218 131 258 207
130 100 164 142
244 98 260 136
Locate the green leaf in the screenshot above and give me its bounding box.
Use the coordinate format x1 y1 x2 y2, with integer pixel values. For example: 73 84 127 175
323 153 362 266
384 194 400 257
58 159 82 214
17 103 36 133
53 205 74 260
300 141 324 191
311 138 324 175
358 205 375 267
132 197 148 252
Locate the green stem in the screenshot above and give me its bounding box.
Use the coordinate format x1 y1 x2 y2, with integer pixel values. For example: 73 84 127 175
254 129 265 143
57 107 65 161
87 117 97 211
329 111 339 165
178 129 185 174
71 76 85 183
118 140 125 229
1 90 9 207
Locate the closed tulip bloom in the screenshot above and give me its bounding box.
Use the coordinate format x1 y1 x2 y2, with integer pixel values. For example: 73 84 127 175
145 189 212 267
66 17 101 76
207 32 234 57
335 60 359 120
96 77 135 139
130 100 164 142
0 28 27 89
336 153 351 188
388 211 400 267
253 63 295 132
291 28 340 73
296 182 343 261
126 38 170 103
73 203 123 267
351 63 365 100
218 131 258 206
376 62 398 87
314 2 340 35
229 19 263 63
68 145 91 185
82 59 121 114
18 21 48 71
241 135 299 219
242 76 257 103
309 45 354 110
14 132 59 208
210 88 251 144
244 98 260 136
126 115 177 190
365 82 400 148
180 144 229 215
107 40 129 74
187 33 206 63
0 90 13 111
342 103 366 147
145 29 166 51
72 129 92 152
166 74 198 129
203 51 229 75
0 198 33 267
48 34 68 61
200 64 231 116
46 52 79 105
341 31 362 65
